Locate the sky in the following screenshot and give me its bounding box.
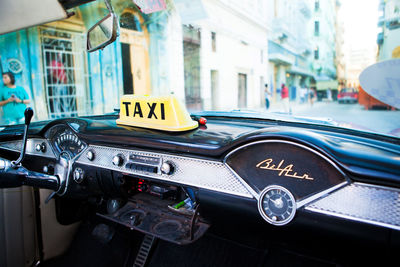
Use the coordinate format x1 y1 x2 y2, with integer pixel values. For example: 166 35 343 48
339 0 380 67
339 0 381 80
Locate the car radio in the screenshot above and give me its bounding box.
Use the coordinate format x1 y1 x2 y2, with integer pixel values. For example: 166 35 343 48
125 154 161 174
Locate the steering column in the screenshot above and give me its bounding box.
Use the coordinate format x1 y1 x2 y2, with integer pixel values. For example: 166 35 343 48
0 108 61 191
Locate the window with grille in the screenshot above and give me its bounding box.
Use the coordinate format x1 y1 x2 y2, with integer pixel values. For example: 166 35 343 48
211 32 216 52
315 0 320 11
314 21 320 36
314 46 319 60
40 28 88 119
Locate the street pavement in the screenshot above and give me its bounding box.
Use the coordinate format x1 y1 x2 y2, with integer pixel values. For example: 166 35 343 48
260 100 400 137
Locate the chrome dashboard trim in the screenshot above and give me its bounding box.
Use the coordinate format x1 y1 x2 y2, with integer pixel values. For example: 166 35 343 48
305 183 400 231
296 181 348 209
224 163 260 198
75 145 253 198
0 139 56 159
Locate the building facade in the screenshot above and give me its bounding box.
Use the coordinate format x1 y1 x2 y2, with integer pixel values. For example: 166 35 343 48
335 1 346 91
377 0 400 60
0 0 179 121
267 0 314 103
0 0 271 123
311 0 339 99
180 0 270 111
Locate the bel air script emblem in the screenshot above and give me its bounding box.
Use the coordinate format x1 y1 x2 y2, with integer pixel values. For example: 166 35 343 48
256 158 314 181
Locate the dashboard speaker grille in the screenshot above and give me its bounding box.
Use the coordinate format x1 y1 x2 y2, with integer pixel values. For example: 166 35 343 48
306 183 400 230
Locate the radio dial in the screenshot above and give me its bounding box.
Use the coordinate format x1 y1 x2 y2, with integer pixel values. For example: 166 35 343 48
86 150 95 161
112 155 124 166
161 162 174 175
35 142 46 152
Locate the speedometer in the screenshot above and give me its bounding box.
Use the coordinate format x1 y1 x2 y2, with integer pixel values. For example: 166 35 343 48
54 130 86 157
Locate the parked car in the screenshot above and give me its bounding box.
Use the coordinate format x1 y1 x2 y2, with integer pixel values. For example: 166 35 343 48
337 88 358 103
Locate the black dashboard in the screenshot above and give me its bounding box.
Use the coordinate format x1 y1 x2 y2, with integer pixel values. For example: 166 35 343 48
0 114 399 248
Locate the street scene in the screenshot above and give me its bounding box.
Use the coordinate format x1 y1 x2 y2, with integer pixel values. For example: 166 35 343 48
0 0 399 137
0 1 400 266
264 101 400 136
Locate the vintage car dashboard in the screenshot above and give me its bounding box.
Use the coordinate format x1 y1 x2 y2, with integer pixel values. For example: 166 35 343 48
0 115 399 247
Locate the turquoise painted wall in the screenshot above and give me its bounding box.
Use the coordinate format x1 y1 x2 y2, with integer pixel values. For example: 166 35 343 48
0 0 170 123
0 20 124 121
0 28 43 120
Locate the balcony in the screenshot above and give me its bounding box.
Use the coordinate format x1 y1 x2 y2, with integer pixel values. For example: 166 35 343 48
386 19 400 30
385 5 400 29
268 41 295 66
379 0 385 11
299 1 311 18
269 53 294 66
271 18 291 43
377 32 384 45
378 16 384 27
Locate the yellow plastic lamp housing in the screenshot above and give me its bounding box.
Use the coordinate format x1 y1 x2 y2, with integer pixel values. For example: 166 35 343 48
116 95 198 132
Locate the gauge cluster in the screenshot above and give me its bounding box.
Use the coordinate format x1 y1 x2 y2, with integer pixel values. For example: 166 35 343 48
46 125 87 158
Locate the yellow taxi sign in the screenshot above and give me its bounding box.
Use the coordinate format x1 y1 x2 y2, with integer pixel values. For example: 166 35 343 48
116 95 198 132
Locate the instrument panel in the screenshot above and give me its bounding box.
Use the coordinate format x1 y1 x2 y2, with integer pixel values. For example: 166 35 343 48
45 125 87 158
0 121 398 232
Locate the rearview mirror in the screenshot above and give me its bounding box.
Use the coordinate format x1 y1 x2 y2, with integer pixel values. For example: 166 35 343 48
87 12 119 52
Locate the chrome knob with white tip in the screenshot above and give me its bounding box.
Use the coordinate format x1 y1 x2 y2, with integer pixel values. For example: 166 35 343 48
161 162 174 175
112 155 124 166
86 150 95 161
73 168 84 183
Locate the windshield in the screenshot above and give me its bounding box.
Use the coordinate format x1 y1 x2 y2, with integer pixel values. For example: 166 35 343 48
0 0 399 138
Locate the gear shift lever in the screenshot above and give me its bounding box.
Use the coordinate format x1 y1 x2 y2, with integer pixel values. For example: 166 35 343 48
11 108 34 168
0 107 60 191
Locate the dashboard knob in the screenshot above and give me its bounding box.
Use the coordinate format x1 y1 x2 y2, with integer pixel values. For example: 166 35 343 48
35 143 46 152
43 165 54 175
112 155 124 166
86 150 95 161
73 168 84 183
161 162 174 175
35 144 41 152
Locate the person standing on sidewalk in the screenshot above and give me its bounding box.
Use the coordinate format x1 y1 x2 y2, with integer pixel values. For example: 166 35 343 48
264 83 271 110
309 88 316 106
281 83 290 113
0 72 31 125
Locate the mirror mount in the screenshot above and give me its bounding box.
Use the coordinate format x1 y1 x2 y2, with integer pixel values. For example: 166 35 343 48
87 0 119 52
104 0 115 13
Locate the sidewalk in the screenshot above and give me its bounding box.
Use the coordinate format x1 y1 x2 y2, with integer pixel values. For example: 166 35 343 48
258 100 325 114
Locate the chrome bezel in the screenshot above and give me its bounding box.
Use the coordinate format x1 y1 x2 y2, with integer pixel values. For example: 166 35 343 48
258 185 296 226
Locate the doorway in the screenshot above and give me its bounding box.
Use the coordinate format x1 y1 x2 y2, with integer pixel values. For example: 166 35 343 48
119 11 151 95
238 73 247 108
211 70 219 110
183 25 202 110
121 43 134 95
